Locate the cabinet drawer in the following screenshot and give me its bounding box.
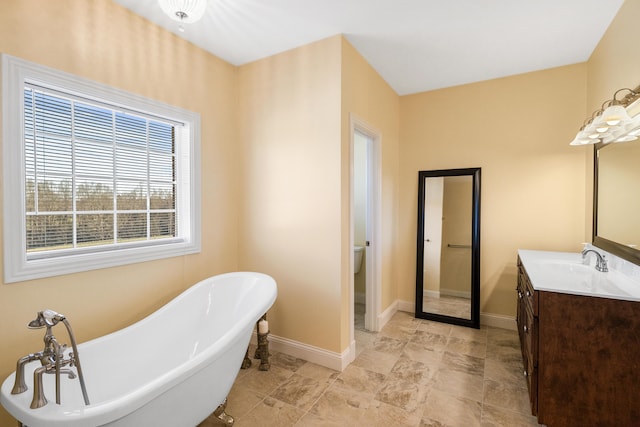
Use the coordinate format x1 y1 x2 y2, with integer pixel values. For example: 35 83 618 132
518 265 537 315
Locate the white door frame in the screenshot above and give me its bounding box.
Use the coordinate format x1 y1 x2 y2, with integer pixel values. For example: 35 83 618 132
350 114 382 335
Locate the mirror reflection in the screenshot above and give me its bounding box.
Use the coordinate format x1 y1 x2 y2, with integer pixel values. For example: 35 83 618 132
416 168 480 328
596 141 640 248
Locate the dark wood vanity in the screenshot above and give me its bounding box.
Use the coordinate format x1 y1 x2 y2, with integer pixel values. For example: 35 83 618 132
517 254 640 427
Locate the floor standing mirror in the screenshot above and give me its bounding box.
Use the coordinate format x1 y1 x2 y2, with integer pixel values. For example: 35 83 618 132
415 168 481 328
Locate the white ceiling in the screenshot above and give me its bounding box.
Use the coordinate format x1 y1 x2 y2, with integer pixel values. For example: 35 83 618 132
113 0 624 95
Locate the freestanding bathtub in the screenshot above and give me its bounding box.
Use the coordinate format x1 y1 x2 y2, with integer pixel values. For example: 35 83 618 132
1 272 277 427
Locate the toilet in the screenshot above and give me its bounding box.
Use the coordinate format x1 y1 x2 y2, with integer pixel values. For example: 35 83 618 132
354 246 364 274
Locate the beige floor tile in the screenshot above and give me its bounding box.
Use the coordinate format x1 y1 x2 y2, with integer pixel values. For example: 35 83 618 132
432 367 485 402
333 363 386 394
373 334 408 355
355 329 378 356
385 311 421 329
232 396 305 427
485 333 522 364
445 336 487 358
481 403 541 427
222 386 266 419
308 386 370 423
440 351 485 376
410 330 450 351
269 352 308 372
422 389 482 427
483 378 532 416
402 341 445 366
351 347 400 375
294 412 349 426
295 361 340 382
483 358 525 386
388 356 436 386
233 364 295 395
269 373 332 411
375 377 429 413
416 320 453 337
449 325 488 343
379 323 418 341
360 399 423 427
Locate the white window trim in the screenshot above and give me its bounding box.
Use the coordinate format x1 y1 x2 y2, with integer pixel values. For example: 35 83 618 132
2 55 201 283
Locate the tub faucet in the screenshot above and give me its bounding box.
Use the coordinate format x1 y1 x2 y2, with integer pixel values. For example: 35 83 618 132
11 310 90 409
582 249 608 272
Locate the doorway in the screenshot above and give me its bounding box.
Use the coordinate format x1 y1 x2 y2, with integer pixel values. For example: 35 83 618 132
350 115 381 336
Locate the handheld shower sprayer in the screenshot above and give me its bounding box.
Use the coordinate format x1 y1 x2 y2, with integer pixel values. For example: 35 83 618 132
43 309 65 325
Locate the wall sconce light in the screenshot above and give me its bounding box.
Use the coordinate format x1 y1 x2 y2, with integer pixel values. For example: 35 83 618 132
159 0 207 32
570 85 640 146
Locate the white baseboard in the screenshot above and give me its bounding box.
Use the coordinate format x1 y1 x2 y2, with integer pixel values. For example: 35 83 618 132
252 332 354 372
397 299 516 331
377 301 398 331
480 313 517 330
439 288 471 299
354 291 366 305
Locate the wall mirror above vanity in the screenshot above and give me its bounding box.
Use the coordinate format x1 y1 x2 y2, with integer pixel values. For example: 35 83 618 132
593 96 640 266
415 168 481 329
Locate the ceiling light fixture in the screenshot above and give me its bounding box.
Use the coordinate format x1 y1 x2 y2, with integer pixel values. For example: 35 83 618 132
159 0 207 32
570 85 640 146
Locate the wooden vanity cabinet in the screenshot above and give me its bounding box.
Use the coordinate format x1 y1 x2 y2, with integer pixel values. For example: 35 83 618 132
516 256 640 427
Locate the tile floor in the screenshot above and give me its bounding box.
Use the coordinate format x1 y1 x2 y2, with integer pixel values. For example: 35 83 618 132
199 311 543 426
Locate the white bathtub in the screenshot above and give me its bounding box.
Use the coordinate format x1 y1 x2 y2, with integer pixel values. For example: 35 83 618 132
1 272 277 427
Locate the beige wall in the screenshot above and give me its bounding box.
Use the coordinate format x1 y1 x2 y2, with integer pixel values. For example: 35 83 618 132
398 64 589 317
237 36 344 351
0 1 238 424
587 0 640 113
237 36 400 353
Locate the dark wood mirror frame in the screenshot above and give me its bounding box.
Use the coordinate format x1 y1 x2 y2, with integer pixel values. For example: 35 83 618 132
415 167 481 329
593 144 640 265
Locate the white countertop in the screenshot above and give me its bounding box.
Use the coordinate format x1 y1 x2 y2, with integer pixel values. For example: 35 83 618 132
518 249 640 302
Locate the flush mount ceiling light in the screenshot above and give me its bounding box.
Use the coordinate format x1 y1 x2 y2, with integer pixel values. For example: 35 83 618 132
570 85 640 146
159 0 207 31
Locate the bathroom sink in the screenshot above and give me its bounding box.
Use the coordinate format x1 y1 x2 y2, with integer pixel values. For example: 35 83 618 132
531 259 593 275
519 250 640 301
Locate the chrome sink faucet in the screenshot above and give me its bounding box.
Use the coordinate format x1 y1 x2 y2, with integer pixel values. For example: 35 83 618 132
582 249 609 272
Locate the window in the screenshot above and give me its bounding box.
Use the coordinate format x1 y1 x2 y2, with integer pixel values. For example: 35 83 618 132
3 55 201 283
